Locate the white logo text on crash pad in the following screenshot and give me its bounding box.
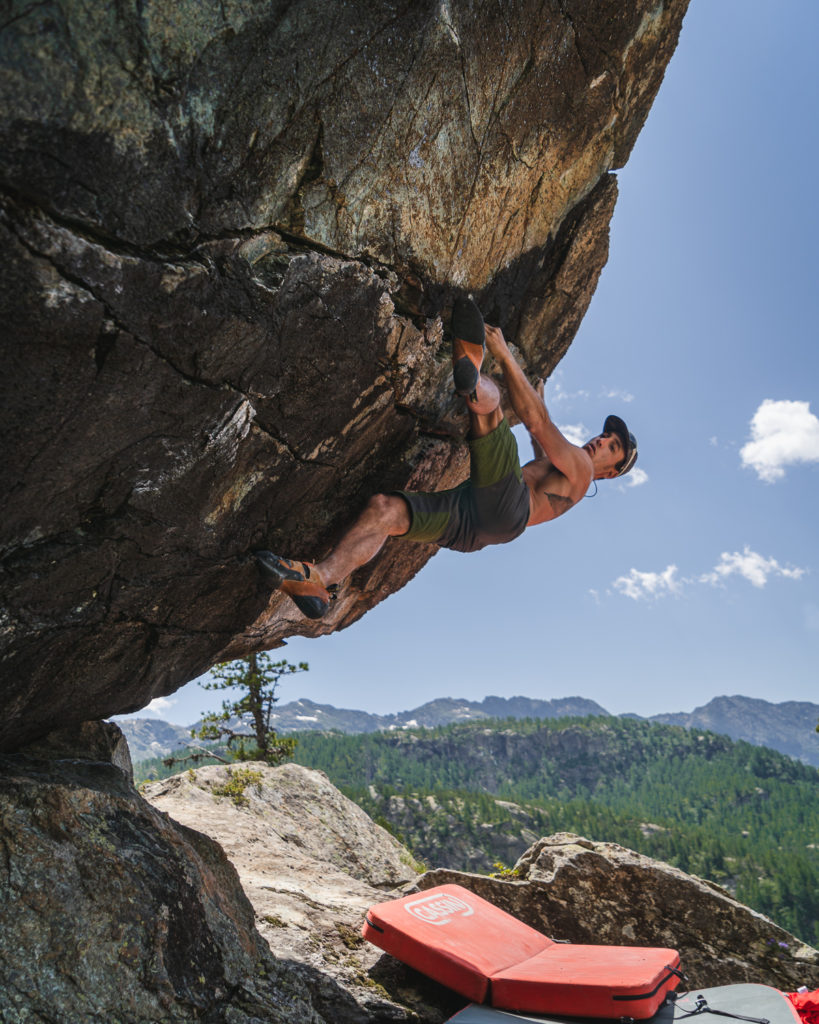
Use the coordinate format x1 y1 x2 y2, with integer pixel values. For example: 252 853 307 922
405 892 475 925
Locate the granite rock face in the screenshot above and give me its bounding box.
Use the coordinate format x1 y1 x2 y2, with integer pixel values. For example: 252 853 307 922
421 833 819 992
0 0 689 748
0 722 324 1023
144 763 461 1023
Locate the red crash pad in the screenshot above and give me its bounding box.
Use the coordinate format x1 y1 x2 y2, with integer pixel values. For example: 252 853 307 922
362 884 681 1019
788 989 819 1024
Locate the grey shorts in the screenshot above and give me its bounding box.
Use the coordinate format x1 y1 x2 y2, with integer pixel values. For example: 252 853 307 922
394 419 530 553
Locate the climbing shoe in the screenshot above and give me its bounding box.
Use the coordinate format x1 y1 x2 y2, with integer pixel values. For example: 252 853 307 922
255 551 337 620
451 295 486 399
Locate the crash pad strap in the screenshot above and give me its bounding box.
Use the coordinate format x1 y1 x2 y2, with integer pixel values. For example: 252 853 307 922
614 966 686 1002
673 994 770 1024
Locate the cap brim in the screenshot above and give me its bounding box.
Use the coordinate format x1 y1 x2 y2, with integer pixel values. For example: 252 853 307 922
603 414 637 476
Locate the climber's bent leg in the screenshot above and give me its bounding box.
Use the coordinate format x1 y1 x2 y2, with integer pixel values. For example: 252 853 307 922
313 493 410 586
257 495 409 618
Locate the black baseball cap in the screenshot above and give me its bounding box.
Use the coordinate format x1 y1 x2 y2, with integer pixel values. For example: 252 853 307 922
603 414 638 476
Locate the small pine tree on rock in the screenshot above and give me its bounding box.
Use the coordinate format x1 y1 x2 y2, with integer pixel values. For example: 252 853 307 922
192 652 304 765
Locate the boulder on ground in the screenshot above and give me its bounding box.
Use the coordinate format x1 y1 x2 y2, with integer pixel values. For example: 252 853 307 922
420 832 819 992
0 722 323 1023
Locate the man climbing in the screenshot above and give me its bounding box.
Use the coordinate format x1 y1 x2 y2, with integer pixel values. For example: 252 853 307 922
256 297 638 619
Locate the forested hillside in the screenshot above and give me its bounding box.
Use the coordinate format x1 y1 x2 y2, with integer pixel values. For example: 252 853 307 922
134 715 819 943
290 717 819 944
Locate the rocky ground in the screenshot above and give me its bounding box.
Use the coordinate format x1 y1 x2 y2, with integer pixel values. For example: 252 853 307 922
143 763 462 1022
2 721 818 1022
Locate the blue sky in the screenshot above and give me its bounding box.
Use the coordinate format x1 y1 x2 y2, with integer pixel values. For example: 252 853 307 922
131 1 819 728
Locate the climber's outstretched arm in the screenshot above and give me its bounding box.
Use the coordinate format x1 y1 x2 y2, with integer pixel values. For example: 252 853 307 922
530 378 547 461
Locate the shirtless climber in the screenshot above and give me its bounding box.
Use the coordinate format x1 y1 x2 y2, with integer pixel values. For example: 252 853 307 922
256 297 638 619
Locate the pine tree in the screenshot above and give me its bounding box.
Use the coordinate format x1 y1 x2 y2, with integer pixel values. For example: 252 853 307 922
192 653 304 765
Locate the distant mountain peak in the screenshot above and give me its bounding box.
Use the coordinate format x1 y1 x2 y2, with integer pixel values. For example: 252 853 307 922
117 693 819 768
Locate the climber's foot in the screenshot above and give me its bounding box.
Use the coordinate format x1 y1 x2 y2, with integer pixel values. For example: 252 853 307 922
255 551 337 620
451 295 486 398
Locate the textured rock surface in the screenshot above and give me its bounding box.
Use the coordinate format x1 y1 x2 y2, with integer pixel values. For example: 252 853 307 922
143 762 461 1023
421 833 819 991
0 722 325 1023
0 0 689 749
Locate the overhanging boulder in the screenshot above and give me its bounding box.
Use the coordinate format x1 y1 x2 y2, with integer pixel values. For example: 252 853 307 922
1 0 689 748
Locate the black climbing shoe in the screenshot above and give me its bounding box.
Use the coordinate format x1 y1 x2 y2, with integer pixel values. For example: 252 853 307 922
451 295 486 398
255 551 337 620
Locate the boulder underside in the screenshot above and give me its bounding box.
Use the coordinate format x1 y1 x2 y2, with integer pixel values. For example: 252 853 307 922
1 0 688 747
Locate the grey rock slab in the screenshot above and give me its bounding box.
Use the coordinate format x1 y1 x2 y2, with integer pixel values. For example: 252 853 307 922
144 762 460 1022
0 723 326 1023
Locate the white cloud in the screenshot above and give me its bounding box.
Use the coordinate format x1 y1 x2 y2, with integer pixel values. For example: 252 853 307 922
601 388 634 403
144 696 176 716
613 565 682 601
558 422 590 446
549 374 589 404
612 547 806 601
700 546 806 589
740 399 819 482
621 467 648 488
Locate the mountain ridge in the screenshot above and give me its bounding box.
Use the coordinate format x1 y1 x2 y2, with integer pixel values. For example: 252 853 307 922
118 693 819 766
